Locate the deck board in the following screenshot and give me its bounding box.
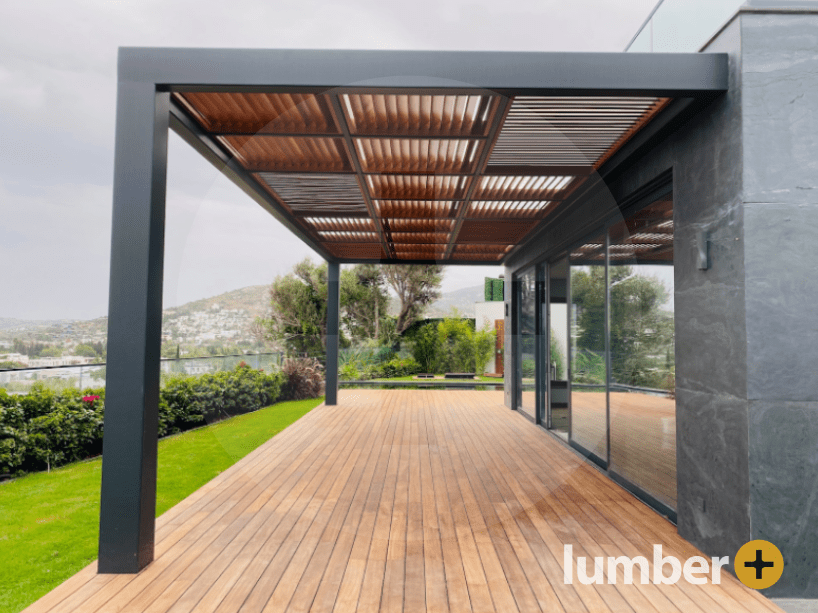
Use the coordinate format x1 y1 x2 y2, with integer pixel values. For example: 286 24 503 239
24 390 784 613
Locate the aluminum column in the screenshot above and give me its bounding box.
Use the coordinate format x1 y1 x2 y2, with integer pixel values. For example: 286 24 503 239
325 261 340 405
98 80 169 573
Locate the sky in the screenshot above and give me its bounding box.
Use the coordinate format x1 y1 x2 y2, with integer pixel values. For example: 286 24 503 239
1 0 658 321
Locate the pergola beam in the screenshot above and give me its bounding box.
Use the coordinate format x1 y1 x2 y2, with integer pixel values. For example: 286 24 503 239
119 48 728 97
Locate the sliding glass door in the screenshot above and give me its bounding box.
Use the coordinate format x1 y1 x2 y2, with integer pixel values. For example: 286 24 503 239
547 258 569 438
608 196 676 510
568 232 609 466
515 266 537 420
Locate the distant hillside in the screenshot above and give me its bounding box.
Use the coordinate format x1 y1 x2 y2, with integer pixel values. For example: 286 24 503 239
389 284 486 319
1 282 491 346
0 285 272 346
163 285 269 320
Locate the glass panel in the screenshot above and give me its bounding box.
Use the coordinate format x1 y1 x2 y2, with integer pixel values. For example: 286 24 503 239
548 258 569 439
627 0 743 52
517 266 537 418
608 196 676 509
569 233 608 461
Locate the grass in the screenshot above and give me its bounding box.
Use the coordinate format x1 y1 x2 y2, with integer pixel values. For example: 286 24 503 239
0 397 323 613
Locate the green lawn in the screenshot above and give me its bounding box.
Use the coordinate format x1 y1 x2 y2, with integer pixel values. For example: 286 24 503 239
0 397 322 613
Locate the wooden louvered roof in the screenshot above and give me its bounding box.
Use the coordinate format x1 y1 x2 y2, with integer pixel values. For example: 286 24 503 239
173 90 672 263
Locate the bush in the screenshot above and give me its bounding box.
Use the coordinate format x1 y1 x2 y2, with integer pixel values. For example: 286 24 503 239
0 384 105 476
0 365 288 477
411 323 440 373
368 357 421 379
281 358 325 400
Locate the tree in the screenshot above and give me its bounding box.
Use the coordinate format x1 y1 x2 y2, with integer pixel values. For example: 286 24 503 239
259 259 331 358
411 322 441 373
437 312 475 373
74 344 98 357
383 265 444 334
340 264 389 343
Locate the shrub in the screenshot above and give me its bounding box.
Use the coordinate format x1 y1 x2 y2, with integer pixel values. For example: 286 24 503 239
339 362 360 381
411 323 440 373
281 358 325 400
369 357 422 379
438 316 475 373
0 365 287 476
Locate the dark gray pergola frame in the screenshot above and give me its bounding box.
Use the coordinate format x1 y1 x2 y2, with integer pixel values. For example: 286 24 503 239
99 48 727 573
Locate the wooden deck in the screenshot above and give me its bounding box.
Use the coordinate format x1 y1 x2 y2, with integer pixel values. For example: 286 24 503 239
25 390 782 613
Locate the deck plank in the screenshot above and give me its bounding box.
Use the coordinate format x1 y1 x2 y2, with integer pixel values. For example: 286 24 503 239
24 391 785 613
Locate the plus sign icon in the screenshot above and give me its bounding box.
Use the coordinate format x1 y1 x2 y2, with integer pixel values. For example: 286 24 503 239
734 540 784 589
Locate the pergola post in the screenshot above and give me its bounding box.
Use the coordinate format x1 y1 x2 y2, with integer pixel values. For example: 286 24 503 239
98 80 169 573
326 261 340 405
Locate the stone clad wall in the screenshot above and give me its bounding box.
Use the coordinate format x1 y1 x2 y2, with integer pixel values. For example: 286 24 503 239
741 9 818 598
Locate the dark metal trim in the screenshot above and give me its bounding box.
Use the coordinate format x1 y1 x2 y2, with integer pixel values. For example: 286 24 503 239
569 439 608 470
325 261 340 405
445 97 513 258
327 95 392 257
118 48 729 98
609 470 678 524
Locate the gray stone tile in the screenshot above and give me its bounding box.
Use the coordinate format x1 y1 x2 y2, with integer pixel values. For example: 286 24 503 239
744 203 818 401
742 14 818 204
749 399 818 597
676 388 751 558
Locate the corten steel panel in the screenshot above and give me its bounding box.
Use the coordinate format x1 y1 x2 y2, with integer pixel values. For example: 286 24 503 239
491 96 669 167
219 136 351 172
355 138 482 174
366 174 468 200
175 92 338 134
341 94 497 136
375 200 456 218
467 200 553 219
325 243 387 259
317 230 380 243
457 220 536 244
475 175 575 200
303 217 376 232
389 232 450 244
385 218 453 232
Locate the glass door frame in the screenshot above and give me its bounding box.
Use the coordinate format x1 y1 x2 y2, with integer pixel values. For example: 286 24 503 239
513 262 549 424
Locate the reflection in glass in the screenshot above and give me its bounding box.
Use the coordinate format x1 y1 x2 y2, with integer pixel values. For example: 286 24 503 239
569 233 608 462
548 258 569 438
608 196 676 509
517 266 537 418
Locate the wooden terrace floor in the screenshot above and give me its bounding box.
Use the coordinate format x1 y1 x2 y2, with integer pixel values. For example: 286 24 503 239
25 390 782 613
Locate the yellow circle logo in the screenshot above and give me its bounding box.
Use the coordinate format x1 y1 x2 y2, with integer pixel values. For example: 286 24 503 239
734 540 784 589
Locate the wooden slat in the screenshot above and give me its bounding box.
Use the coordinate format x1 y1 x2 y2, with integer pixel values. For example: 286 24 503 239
25 391 786 613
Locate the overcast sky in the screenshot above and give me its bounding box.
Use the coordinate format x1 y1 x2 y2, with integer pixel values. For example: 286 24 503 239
1 0 658 321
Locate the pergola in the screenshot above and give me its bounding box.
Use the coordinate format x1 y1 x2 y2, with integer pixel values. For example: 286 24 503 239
100 48 727 573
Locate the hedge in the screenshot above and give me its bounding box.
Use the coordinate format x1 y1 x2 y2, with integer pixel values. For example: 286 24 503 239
0 362 294 477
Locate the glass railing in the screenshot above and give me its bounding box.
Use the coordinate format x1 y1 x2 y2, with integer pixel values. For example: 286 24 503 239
626 0 744 52
0 352 283 394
